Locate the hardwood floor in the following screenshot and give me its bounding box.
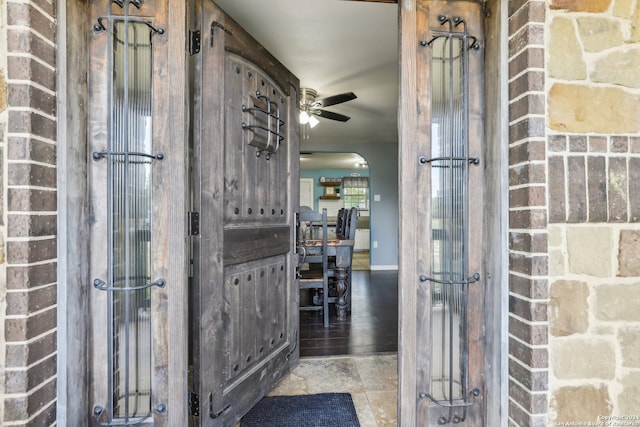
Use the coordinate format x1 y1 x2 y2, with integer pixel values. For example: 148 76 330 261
299 270 398 357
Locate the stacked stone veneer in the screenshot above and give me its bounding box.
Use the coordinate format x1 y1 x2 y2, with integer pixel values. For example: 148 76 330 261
546 0 640 424
1 1 58 425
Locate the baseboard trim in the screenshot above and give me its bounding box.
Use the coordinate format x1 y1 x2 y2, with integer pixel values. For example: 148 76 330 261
370 265 398 271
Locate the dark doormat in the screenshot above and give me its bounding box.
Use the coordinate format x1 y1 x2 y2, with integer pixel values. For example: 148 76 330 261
241 393 360 427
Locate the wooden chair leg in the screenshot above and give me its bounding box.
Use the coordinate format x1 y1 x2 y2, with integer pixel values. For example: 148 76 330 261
347 268 352 312
323 281 329 328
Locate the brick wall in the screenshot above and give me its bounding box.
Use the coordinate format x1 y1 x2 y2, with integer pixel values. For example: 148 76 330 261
509 0 640 424
507 1 549 426
546 0 640 423
2 1 58 425
1 4 7 424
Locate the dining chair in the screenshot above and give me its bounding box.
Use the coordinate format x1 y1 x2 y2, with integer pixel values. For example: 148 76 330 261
335 208 345 239
297 208 331 327
343 208 358 311
343 207 358 241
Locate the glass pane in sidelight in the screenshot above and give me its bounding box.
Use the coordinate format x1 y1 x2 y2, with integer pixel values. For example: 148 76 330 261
109 19 153 421
429 33 469 404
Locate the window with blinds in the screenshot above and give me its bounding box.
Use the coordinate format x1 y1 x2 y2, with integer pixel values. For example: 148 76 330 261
341 176 369 210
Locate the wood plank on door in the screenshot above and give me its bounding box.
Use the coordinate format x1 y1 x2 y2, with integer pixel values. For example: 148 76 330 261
191 1 300 425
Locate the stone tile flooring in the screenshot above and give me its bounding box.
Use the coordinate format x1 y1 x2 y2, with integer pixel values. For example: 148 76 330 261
351 250 370 270
268 354 398 426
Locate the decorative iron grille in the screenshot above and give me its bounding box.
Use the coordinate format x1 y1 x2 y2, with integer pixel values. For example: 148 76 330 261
419 15 480 425
91 1 165 424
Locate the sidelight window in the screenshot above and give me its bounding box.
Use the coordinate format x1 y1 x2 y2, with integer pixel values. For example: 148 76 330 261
90 2 165 423
422 14 481 425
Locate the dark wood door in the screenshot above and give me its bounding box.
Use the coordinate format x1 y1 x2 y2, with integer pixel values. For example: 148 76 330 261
190 1 300 425
399 1 485 426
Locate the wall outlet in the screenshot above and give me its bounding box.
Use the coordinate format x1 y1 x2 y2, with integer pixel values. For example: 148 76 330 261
374 194 381 202
373 241 378 249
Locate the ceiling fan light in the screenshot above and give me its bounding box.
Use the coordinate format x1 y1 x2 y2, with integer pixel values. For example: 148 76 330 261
308 115 320 128
299 110 310 124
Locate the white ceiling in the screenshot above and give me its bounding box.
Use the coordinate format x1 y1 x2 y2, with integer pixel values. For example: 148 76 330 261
214 0 399 151
300 152 369 170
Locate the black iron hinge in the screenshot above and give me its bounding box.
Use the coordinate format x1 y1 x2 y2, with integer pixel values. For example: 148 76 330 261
189 392 199 417
188 211 200 236
189 30 201 55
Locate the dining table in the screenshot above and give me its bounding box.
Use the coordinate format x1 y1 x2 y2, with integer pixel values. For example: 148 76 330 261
298 238 354 320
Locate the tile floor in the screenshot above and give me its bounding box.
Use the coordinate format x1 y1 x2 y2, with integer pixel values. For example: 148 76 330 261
268 354 398 426
351 250 370 270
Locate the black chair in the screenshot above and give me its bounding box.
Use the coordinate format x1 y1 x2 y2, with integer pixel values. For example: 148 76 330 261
335 208 345 238
343 207 358 241
343 208 358 311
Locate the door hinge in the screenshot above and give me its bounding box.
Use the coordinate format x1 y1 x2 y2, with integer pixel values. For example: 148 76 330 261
189 30 201 55
188 211 200 236
189 392 199 417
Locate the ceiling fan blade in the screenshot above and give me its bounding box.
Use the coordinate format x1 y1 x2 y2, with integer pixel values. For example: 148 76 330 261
316 92 357 107
315 109 351 122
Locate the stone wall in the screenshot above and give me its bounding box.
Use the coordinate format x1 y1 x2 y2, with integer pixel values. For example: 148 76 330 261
1 0 7 423
2 1 58 425
546 0 640 424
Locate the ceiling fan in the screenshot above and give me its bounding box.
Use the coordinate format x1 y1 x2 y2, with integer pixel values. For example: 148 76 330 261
299 88 357 127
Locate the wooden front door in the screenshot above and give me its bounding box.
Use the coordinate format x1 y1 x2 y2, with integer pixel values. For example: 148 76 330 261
399 1 486 426
190 1 300 425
